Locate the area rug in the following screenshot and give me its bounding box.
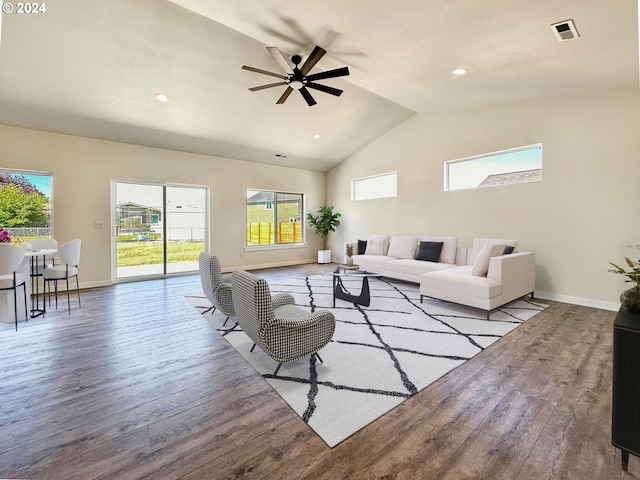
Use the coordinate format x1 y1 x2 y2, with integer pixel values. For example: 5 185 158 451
186 274 546 448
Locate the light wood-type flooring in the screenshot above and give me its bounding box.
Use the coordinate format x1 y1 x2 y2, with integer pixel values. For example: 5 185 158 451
0 263 636 479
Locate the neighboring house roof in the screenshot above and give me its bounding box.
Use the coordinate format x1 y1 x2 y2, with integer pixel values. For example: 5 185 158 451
478 169 542 187
117 202 162 213
247 192 301 204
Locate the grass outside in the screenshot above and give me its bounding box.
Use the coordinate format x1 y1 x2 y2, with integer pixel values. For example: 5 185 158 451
117 240 204 267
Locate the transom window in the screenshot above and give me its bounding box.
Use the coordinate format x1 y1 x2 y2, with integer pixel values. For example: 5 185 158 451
445 144 542 191
351 172 397 201
246 190 303 246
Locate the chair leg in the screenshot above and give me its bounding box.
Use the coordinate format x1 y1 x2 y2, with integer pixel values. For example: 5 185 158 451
66 277 71 315
222 315 230 326
315 353 324 363
273 363 282 376
75 275 81 308
22 283 28 326
250 343 257 353
13 287 18 331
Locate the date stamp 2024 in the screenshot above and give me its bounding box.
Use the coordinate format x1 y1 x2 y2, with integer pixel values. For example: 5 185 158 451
2 2 47 14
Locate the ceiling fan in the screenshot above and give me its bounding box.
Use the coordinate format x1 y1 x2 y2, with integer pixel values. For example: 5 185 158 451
242 45 350 106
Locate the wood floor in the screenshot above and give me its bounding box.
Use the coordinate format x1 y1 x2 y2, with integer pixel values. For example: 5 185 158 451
0 263 635 479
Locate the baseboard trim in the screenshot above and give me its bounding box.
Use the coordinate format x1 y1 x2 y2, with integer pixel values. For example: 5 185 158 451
223 258 317 273
535 291 620 312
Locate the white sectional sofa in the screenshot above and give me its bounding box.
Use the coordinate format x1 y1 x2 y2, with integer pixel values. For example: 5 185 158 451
346 235 535 319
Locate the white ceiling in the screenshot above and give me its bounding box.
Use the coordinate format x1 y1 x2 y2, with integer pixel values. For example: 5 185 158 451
0 0 637 171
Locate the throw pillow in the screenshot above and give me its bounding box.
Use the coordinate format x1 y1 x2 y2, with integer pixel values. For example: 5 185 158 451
387 236 419 259
364 238 385 255
415 241 444 262
503 245 515 255
471 243 505 276
357 240 367 255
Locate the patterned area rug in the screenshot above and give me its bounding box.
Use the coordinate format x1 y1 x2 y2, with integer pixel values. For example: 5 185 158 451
186 274 546 447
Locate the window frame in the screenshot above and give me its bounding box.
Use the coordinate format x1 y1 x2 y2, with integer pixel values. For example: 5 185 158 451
351 172 398 201
0 168 53 244
245 189 305 249
444 144 543 192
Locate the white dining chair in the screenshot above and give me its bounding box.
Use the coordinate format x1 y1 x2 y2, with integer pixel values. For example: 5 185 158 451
0 244 28 331
43 239 81 315
27 237 58 275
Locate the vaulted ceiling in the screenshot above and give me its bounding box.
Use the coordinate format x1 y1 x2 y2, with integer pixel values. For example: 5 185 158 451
0 0 637 171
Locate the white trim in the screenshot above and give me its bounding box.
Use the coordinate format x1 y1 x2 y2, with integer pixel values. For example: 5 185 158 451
535 291 620 312
244 243 308 252
222 258 317 273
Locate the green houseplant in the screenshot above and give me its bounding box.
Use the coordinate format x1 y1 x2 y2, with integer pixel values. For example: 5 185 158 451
609 256 640 311
307 206 341 263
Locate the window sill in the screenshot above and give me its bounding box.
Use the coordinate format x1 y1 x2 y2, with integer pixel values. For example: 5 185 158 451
245 243 308 252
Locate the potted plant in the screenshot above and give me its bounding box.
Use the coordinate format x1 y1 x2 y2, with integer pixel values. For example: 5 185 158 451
307 206 341 264
345 243 354 265
609 256 640 311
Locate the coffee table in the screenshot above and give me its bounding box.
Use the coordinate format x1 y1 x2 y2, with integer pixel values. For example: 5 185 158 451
331 266 382 307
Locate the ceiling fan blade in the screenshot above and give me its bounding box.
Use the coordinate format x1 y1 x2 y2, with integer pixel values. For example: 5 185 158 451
299 87 317 106
300 45 326 75
305 66 350 82
266 47 294 74
306 82 343 97
276 87 294 104
242 65 286 80
249 82 288 91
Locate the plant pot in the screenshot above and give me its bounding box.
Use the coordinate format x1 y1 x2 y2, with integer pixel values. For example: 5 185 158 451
621 287 640 311
318 250 332 264
346 256 354 266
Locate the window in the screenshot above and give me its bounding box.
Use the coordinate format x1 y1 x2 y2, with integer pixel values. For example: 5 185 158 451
445 144 542 191
246 190 303 246
0 169 52 245
352 172 397 201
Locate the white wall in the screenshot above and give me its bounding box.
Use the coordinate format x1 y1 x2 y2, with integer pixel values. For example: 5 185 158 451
327 89 640 310
1 125 327 287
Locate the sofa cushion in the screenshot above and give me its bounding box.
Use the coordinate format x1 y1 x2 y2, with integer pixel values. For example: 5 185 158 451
357 240 367 255
352 254 388 272
387 236 419 259
503 245 515 255
415 241 443 262
470 238 517 264
365 235 390 256
421 236 457 264
421 266 502 299
471 243 505 277
386 258 454 276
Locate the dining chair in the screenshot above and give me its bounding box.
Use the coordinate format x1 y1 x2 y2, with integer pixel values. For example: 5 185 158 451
27 237 58 275
43 239 81 315
0 244 28 331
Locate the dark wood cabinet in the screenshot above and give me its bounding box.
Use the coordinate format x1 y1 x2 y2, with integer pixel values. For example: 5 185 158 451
612 307 640 471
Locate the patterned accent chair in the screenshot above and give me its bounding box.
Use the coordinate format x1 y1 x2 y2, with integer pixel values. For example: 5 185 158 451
198 252 235 325
231 269 336 376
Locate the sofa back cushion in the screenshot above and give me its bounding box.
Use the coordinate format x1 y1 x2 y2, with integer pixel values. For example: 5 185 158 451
387 236 419 259
471 243 506 276
421 236 458 264
364 235 391 256
470 238 517 264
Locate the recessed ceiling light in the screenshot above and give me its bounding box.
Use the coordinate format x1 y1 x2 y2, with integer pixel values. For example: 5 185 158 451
452 68 468 76
155 93 169 102
313 134 321 140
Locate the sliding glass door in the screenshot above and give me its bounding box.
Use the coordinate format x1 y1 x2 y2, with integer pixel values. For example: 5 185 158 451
114 181 207 280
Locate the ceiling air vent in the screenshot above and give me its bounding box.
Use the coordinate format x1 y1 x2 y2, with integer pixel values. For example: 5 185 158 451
550 19 579 42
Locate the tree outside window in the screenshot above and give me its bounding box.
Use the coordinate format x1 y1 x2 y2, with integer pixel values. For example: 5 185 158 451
0 171 52 244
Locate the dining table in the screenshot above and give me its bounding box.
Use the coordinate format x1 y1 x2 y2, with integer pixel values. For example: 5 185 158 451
0 247 57 324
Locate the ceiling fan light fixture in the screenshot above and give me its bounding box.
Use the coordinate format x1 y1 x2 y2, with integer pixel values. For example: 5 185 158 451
289 79 304 90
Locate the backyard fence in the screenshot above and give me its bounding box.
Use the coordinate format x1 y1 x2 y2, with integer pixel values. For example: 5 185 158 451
247 222 302 245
